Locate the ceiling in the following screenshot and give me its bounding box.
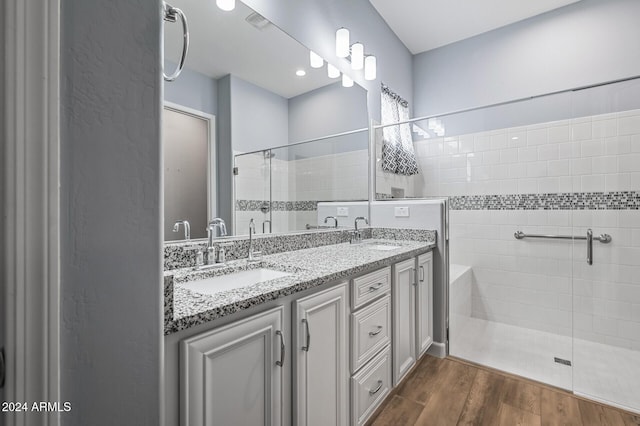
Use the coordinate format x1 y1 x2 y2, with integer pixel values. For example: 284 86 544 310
368 0 582 54
165 0 338 98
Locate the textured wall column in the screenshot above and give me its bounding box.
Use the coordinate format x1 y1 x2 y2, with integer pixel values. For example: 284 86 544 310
60 0 162 424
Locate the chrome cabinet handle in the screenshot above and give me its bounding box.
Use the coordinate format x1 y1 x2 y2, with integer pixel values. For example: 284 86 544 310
369 380 383 395
412 269 417 286
275 330 285 367
369 326 383 337
419 265 425 282
368 283 383 292
301 319 311 352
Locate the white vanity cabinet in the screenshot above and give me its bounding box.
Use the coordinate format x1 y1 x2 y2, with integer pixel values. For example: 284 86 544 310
172 248 435 426
293 283 349 426
349 267 392 426
392 258 417 385
415 252 434 358
392 253 434 385
180 306 286 426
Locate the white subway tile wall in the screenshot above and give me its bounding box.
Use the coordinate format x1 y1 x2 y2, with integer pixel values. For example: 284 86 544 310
402 109 640 196
417 109 640 351
234 149 368 234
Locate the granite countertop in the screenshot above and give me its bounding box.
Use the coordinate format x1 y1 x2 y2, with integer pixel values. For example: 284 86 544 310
165 238 435 334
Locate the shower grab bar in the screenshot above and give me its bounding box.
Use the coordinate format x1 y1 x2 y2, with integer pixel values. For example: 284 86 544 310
514 229 611 265
163 2 189 82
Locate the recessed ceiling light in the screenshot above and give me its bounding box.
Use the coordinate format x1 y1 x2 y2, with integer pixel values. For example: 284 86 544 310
296 69 306 77
512 136 519 140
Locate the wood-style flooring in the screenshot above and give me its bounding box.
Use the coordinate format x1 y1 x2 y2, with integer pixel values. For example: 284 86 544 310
369 355 640 426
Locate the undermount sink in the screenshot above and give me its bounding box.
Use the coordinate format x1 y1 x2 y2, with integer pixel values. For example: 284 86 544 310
180 268 292 296
361 242 401 251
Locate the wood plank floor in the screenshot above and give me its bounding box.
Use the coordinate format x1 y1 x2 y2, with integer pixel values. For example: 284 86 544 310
369 356 640 426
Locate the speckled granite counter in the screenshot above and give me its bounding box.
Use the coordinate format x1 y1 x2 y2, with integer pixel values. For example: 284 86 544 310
165 238 435 334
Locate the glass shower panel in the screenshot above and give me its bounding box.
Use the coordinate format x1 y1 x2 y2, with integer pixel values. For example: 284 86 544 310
570 79 640 413
440 92 577 390
233 150 271 236
269 131 369 233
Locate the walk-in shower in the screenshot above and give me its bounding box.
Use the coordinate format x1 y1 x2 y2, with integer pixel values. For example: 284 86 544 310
234 128 369 235
374 76 640 414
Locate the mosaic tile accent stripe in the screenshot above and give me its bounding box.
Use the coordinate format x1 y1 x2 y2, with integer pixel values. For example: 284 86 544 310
235 199 318 212
449 191 640 211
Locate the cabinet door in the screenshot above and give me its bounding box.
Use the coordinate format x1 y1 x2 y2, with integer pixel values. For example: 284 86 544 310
180 306 285 426
294 283 348 426
416 252 434 358
392 258 416 385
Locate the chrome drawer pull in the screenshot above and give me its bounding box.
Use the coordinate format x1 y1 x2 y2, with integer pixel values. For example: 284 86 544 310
369 380 383 395
368 283 383 292
419 265 425 282
369 326 383 337
301 319 311 352
275 330 285 367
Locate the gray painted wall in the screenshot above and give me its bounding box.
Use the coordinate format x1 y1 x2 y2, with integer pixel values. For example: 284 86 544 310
243 0 413 121
287 81 369 159
288 81 368 143
231 75 289 152
413 0 640 118
164 62 218 115
420 78 640 137
60 0 162 424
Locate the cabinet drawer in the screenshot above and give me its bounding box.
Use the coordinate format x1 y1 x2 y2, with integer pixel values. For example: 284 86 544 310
351 266 391 310
351 345 392 426
351 295 391 373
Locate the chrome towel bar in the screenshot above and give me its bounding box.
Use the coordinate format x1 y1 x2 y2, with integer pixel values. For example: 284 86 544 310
514 229 612 265
163 2 189 82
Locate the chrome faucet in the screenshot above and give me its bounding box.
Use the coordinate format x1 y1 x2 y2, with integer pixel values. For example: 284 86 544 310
351 217 369 244
172 220 191 240
207 218 227 240
355 216 368 230
324 216 338 228
205 218 227 265
248 218 260 262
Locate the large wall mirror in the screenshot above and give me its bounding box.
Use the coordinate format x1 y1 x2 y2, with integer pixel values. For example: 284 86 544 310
163 0 369 241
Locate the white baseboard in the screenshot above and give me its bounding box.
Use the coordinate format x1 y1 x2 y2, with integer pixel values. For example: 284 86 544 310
427 341 446 358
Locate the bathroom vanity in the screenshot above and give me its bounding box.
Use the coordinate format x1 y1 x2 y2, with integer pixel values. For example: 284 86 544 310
163 228 435 426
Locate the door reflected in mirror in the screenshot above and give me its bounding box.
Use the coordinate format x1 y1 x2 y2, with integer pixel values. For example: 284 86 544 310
163 104 215 241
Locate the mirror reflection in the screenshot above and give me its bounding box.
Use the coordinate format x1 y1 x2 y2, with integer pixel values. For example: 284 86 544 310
163 0 369 241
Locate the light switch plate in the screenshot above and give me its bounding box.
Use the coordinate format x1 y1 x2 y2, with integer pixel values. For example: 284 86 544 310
395 206 409 217
337 207 349 217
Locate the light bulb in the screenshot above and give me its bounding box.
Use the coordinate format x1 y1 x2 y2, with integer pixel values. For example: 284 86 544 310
216 0 235 11
336 28 350 58
351 43 364 70
327 64 340 79
309 51 323 68
342 74 354 88
364 55 377 80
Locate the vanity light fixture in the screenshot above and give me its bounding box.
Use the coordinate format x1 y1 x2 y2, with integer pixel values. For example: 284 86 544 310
351 42 364 70
342 73 354 88
216 0 235 11
364 55 377 80
327 63 340 79
336 28 350 58
309 51 323 68
296 69 306 77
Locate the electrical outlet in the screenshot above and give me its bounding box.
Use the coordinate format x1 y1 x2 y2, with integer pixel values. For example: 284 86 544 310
336 207 349 217
395 206 409 217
